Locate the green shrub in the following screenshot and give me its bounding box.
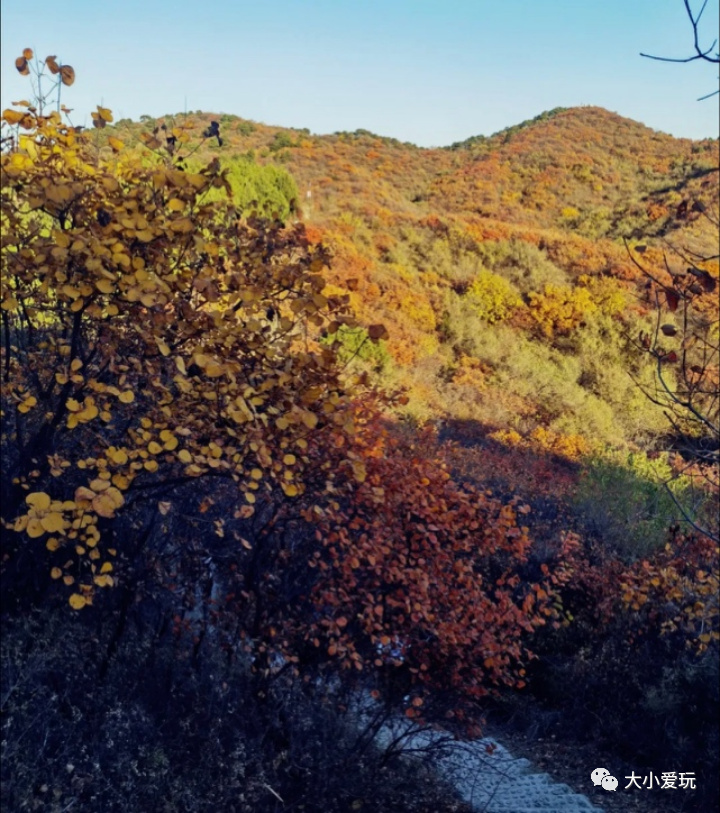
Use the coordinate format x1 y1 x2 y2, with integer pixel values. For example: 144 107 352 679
475 239 569 294
573 450 690 559
193 153 299 220
323 325 391 371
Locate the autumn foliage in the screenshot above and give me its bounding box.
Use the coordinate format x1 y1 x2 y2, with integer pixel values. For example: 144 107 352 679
0 55 563 717
0 90 375 610
2 49 718 813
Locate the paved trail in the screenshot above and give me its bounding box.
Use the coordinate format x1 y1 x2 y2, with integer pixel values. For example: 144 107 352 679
357 696 604 812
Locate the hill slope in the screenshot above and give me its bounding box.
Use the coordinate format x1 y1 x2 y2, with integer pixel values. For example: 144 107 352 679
109 106 719 451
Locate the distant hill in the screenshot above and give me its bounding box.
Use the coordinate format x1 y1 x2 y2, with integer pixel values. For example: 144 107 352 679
107 106 719 450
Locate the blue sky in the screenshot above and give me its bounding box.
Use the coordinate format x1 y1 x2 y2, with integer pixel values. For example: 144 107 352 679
2 0 718 146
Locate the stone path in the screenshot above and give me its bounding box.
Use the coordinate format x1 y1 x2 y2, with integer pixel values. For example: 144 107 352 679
355 696 605 812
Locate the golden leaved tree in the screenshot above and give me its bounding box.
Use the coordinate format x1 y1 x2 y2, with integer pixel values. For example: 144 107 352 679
1 54 372 609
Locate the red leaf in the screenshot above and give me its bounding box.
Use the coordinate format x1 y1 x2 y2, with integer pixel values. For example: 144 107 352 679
664 289 680 312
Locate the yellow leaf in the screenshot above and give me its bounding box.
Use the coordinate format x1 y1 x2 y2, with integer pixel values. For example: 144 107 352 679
26 492 51 511
283 454 296 466
77 405 99 422
89 478 110 492
100 562 113 573
178 449 192 463
40 512 66 533
302 411 318 429
162 435 178 451
112 473 130 489
63 575 74 586
250 468 263 480
104 487 124 508
156 338 171 356
26 518 46 538
170 217 194 233
108 447 128 465
46 538 60 551
148 441 163 455
96 278 114 294
69 593 87 610
3 109 26 125
118 391 134 404
282 483 299 497
74 486 96 503
168 198 185 212
92 493 119 518
205 363 224 378
108 136 124 152
51 567 62 579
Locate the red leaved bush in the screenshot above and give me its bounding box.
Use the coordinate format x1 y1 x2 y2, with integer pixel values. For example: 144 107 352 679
279 409 575 719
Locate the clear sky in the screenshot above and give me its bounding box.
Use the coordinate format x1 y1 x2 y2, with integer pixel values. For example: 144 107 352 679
1 0 718 146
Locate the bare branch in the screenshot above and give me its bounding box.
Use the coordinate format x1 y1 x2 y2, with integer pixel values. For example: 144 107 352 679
641 0 720 100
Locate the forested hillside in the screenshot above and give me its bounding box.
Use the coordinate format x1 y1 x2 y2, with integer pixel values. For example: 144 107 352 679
2 51 718 813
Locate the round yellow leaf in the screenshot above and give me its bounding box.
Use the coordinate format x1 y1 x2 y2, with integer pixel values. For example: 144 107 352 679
26 492 51 511
51 567 62 579
74 486 96 503
112 473 130 490
302 411 318 429
92 492 118 518
26 518 46 538
89 478 110 492
104 487 124 509
77 405 99 422
68 593 87 610
118 391 134 404
108 448 128 465
40 512 66 533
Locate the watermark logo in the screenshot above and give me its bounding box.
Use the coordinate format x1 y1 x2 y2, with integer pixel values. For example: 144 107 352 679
591 768 609 786
602 775 618 791
591 769 697 792
591 769 618 791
